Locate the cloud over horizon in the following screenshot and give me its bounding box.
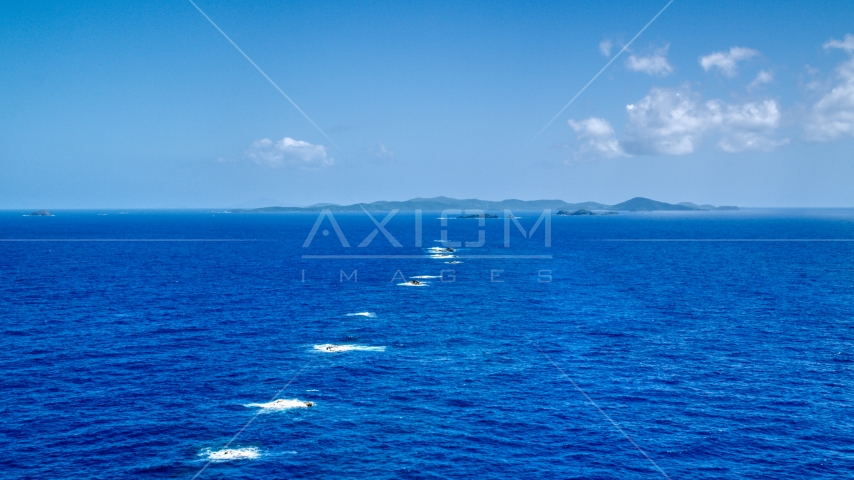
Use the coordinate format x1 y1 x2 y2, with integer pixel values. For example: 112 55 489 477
599 39 613 57
716 100 788 152
369 141 395 162
569 86 786 158
622 87 710 155
824 33 854 53
625 45 673 76
567 117 626 158
245 137 333 168
805 34 854 141
749 70 774 90
700 47 759 77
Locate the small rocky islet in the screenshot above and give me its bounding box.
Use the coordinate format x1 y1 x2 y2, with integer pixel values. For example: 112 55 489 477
556 209 618 216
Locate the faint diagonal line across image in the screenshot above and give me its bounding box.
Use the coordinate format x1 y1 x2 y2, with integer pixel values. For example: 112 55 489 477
187 0 341 152
190 358 319 480
525 338 673 480
527 0 676 146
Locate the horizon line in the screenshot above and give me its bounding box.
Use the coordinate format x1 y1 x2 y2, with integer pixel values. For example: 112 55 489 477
7 206 854 211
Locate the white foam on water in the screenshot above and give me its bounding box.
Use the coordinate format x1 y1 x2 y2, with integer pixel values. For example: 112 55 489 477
430 254 454 259
313 344 386 353
244 398 314 411
202 447 260 462
411 275 439 279
427 248 457 254
398 281 428 287
446 261 463 264
345 312 377 318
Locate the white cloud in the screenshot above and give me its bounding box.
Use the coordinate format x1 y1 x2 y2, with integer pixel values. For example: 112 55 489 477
625 45 673 76
618 87 786 155
699 47 759 77
824 33 854 53
805 36 854 141
245 137 333 168
718 130 788 153
622 88 711 155
567 117 626 158
715 100 788 152
599 39 613 57
806 81 854 140
748 70 774 90
371 141 395 160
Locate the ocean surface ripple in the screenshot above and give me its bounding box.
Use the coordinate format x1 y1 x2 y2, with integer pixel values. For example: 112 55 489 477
1 210 853 478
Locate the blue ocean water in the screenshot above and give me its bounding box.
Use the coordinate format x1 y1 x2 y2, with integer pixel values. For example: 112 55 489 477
1 209 853 479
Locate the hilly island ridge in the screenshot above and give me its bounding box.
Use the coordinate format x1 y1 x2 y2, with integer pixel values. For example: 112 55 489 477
233 197 738 213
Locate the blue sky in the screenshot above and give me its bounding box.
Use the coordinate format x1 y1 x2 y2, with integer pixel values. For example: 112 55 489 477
1 0 853 208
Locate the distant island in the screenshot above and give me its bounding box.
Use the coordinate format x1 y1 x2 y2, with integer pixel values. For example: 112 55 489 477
458 213 499 219
232 197 738 213
29 210 53 216
557 209 619 216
